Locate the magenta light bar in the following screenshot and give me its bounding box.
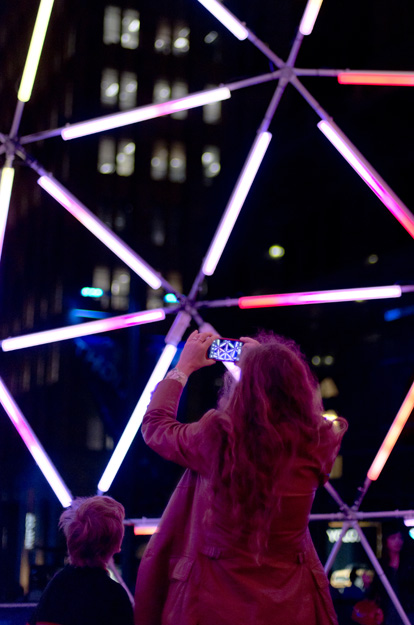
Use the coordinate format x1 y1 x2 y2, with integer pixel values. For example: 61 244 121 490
202 131 272 276
97 343 177 493
0 377 72 507
0 166 15 262
318 120 414 239
299 0 324 36
367 381 414 481
195 0 248 40
239 285 402 309
338 71 414 87
1 309 165 352
61 87 231 140
37 175 162 289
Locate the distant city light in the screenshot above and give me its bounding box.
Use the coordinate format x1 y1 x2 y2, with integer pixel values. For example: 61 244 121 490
81 287 104 297
312 356 321 366
268 245 285 259
367 254 379 265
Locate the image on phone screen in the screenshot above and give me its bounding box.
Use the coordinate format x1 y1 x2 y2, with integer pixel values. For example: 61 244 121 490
208 338 243 362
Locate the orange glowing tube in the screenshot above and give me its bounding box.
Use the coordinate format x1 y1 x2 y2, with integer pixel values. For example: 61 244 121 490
338 72 414 87
367 381 414 481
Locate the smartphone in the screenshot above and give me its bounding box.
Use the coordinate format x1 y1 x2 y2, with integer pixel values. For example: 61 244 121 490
208 338 243 362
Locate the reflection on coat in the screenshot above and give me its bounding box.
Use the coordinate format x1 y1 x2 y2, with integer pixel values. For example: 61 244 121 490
134 378 347 625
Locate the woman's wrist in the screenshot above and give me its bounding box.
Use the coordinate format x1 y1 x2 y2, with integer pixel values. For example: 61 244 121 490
165 367 188 386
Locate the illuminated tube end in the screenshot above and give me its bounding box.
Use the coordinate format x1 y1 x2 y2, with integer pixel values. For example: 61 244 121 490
196 0 248 40
299 0 324 36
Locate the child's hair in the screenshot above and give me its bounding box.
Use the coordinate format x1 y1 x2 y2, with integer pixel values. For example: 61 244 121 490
59 496 125 568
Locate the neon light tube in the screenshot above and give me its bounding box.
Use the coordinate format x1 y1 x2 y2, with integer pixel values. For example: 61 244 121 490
299 0 324 36
202 131 272 276
338 72 414 87
61 87 231 140
195 0 248 40
318 120 414 239
0 377 72 507
37 175 162 288
1 309 165 352
367 380 414 481
98 343 177 493
239 285 402 308
18 0 55 102
0 167 15 261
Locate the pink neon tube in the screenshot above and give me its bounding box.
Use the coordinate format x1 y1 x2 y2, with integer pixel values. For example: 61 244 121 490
0 377 72 507
239 285 402 309
202 131 272 276
97 343 177 493
318 120 414 239
37 175 162 288
338 72 414 87
1 309 165 351
368 381 414 481
61 87 231 140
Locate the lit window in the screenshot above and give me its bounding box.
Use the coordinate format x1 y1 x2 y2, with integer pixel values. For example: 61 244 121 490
93 266 111 309
111 268 130 310
204 31 218 44
171 81 188 119
203 84 222 124
202 145 221 180
103 6 121 45
153 79 171 103
119 71 137 110
173 23 190 55
116 140 135 177
121 9 140 49
98 137 116 174
169 142 186 182
151 141 169 180
154 20 171 54
101 68 119 106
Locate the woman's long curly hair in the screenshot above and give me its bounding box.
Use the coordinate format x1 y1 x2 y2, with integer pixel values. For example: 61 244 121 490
213 332 324 557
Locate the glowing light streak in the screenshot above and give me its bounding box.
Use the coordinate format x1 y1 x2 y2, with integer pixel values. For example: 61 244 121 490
239 285 402 309
195 0 249 40
1 309 165 351
37 175 162 288
0 377 72 507
202 131 272 276
0 166 15 261
299 0 324 35
61 87 231 140
18 0 55 102
367 381 414 481
132 519 160 536
338 72 414 86
97 343 177 493
318 120 414 239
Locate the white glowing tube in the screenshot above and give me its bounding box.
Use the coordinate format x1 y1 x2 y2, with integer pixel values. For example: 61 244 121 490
367 381 414 481
98 343 177 493
37 175 162 289
0 377 72 507
61 87 231 140
1 309 165 352
195 0 248 40
0 167 15 261
299 0 324 36
202 131 272 276
18 0 55 102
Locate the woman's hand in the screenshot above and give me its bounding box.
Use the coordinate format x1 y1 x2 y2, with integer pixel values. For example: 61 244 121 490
239 336 260 351
176 330 219 377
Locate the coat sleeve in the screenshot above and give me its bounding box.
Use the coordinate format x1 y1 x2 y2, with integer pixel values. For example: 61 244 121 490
141 378 217 475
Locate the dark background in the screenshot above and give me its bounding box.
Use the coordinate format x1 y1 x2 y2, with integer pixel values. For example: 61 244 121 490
0 0 413 599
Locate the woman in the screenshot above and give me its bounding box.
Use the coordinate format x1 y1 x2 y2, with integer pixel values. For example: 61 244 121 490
134 330 347 625
28 495 134 625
